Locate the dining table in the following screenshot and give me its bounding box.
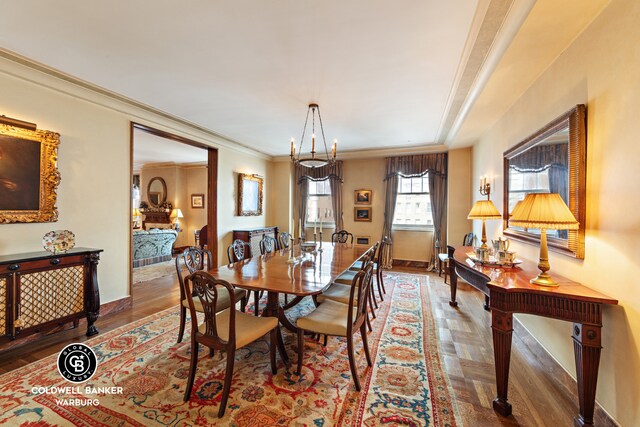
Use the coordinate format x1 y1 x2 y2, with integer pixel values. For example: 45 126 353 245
208 243 369 362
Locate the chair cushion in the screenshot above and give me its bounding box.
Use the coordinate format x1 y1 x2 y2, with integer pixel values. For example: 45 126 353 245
316 283 355 305
296 300 357 337
334 270 358 285
438 253 449 262
182 287 247 312
199 308 278 349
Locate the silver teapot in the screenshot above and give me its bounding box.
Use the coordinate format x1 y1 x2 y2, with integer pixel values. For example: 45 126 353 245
492 237 510 253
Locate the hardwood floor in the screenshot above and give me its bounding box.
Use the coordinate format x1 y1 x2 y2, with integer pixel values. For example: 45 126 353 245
0 267 612 426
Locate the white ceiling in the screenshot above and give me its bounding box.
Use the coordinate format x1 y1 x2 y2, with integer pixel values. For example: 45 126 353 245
133 128 208 170
0 1 611 156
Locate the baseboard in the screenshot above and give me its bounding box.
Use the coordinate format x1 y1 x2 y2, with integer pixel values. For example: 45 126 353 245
513 318 619 427
101 296 133 317
393 259 430 269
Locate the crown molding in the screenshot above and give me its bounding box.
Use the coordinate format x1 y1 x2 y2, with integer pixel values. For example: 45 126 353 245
436 0 535 145
0 48 272 161
272 143 449 162
137 161 208 170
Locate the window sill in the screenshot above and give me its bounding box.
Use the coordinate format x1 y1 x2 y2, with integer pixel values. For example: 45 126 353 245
392 225 434 232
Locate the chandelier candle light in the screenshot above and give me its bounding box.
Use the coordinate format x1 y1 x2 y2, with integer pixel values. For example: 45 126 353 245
290 103 337 168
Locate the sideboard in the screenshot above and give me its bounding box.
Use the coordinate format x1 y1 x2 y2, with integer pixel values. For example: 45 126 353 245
447 245 617 427
0 248 102 348
233 226 279 256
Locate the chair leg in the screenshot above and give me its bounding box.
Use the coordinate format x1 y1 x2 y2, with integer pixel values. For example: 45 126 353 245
296 328 305 376
347 335 361 391
368 289 377 319
323 335 328 346
177 305 186 343
276 326 290 366
240 295 247 313
284 294 288 305
375 269 384 302
209 347 215 358
378 269 386 294
444 262 449 284
370 283 379 310
218 348 235 418
438 258 443 277
183 341 199 401
366 311 373 332
269 329 278 375
253 290 260 316
360 323 373 367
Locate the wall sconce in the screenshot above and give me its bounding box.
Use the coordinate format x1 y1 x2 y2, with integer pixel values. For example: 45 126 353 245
479 176 491 200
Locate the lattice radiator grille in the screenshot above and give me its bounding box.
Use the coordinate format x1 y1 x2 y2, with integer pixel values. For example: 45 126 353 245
0 277 6 334
19 266 84 329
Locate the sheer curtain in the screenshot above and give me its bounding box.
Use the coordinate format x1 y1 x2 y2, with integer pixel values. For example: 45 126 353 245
293 161 344 238
381 153 448 268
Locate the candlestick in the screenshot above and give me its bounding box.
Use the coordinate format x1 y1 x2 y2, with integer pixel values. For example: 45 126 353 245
287 235 296 263
299 219 302 239
318 231 323 252
319 215 323 233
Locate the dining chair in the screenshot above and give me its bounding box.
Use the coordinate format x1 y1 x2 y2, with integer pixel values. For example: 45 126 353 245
278 232 291 250
438 232 474 284
331 229 354 244
260 234 287 304
296 262 374 391
350 237 389 300
176 247 248 343
182 271 286 417
198 225 208 249
227 239 263 316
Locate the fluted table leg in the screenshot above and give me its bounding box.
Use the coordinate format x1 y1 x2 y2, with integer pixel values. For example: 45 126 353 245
492 309 513 416
572 323 602 427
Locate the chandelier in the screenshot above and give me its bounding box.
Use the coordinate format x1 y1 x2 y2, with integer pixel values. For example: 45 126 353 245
290 103 337 168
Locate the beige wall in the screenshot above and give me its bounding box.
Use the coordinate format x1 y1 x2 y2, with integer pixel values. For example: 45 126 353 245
0 56 269 303
184 166 208 247
471 1 639 423
447 148 473 246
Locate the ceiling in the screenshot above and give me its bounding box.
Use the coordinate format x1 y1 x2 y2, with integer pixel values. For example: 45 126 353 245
0 1 610 156
133 128 208 170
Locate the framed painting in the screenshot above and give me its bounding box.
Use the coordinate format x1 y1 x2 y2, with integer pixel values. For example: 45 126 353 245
0 124 60 223
354 189 372 205
237 173 263 216
355 236 370 247
191 193 205 209
354 207 372 222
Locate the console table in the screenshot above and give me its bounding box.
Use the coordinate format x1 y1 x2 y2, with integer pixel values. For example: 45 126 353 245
233 226 279 257
447 245 617 427
0 248 102 349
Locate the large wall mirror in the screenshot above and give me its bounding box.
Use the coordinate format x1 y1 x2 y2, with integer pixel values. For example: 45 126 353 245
237 173 263 216
147 176 167 207
503 104 586 258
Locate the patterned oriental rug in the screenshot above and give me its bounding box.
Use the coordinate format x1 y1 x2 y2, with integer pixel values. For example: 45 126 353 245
0 273 460 427
132 259 180 284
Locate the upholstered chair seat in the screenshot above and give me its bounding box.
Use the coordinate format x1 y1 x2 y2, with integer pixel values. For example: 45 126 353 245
297 299 358 336
334 270 358 285
198 308 278 350
316 283 354 305
182 287 247 313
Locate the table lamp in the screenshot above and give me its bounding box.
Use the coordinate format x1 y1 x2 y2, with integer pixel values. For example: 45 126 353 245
467 200 502 249
132 208 142 228
170 208 184 230
509 193 579 286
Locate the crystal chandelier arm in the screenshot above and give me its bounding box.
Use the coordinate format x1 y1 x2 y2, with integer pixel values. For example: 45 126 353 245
297 106 312 162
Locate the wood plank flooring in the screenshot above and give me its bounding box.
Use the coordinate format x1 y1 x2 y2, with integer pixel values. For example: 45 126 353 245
0 267 611 426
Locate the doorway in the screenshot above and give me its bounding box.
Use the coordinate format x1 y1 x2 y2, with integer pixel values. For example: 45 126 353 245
129 122 217 295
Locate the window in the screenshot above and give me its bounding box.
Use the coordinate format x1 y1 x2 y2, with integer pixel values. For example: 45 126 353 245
306 179 335 225
508 169 550 212
393 176 433 229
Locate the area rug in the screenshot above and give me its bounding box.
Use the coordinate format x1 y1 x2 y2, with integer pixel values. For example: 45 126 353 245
132 259 180 284
0 273 460 427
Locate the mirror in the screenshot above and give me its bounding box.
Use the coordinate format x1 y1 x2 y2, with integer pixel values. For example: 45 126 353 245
503 104 586 258
147 176 167 207
237 173 263 216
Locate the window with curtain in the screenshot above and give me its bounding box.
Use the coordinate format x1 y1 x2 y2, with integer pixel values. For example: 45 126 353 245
392 176 433 229
306 179 335 226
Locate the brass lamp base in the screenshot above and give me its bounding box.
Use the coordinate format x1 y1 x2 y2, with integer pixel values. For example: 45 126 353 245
530 272 559 287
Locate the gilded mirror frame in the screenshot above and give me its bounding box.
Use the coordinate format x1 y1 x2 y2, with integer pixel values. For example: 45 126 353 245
0 124 61 223
147 176 167 207
237 173 263 216
503 104 586 258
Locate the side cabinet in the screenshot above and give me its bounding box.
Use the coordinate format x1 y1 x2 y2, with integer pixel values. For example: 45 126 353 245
0 248 102 346
233 226 279 256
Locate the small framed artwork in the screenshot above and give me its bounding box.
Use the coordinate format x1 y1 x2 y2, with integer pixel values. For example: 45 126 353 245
354 189 372 205
355 236 370 247
354 207 372 222
191 193 205 209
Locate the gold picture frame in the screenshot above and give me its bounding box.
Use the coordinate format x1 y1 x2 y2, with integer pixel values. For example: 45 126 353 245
354 207 372 222
237 173 263 216
354 189 372 205
0 124 61 223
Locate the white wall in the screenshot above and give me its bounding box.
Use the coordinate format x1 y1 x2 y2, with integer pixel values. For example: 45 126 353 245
0 56 269 303
471 0 640 423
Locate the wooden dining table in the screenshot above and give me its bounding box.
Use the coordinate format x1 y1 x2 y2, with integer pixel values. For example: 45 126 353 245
208 243 368 361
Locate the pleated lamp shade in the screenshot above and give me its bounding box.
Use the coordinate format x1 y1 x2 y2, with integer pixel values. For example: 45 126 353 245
467 200 502 220
509 193 578 230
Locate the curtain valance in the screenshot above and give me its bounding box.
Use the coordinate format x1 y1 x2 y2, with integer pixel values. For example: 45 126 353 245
296 161 343 183
508 143 567 173
384 153 447 180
